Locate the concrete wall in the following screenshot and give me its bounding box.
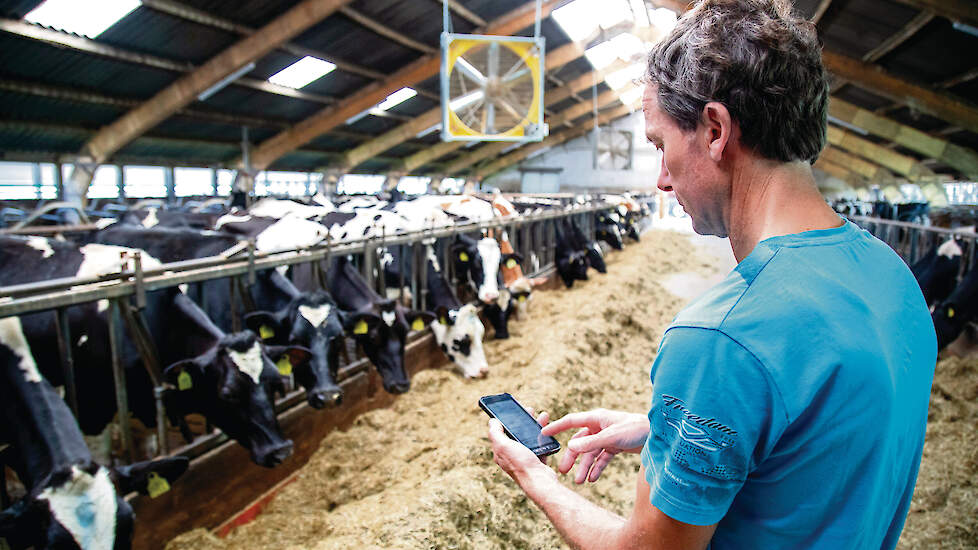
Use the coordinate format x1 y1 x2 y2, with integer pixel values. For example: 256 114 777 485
484 111 662 193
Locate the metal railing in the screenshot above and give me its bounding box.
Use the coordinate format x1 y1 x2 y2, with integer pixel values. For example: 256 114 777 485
850 216 978 275
0 203 613 466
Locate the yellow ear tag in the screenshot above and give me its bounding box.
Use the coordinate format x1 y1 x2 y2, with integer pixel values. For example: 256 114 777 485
439 316 448 325
259 325 275 340
177 370 192 391
518 295 527 303
147 472 171 499
948 307 955 319
411 318 425 331
505 259 517 269
353 319 368 335
459 252 469 262
276 356 293 376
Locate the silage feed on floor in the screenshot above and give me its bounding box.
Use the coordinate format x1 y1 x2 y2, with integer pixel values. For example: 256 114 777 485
165 229 976 550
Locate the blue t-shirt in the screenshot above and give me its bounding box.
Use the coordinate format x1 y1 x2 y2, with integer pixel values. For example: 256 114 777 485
641 220 936 549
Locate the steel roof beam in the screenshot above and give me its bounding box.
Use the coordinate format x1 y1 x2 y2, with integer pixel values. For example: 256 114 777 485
245 0 565 172
431 0 487 27
442 87 631 176
338 6 437 54
0 18 336 104
141 0 387 81
398 58 633 174
74 0 353 170
828 97 978 179
334 39 588 171
473 104 635 179
822 51 978 135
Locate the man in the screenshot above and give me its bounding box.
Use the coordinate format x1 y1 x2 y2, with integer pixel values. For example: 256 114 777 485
487 0 936 548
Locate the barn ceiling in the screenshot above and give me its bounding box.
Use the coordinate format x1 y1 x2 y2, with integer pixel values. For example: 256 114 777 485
0 0 974 183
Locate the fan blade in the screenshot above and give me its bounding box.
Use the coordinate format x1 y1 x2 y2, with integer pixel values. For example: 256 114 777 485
456 56 487 86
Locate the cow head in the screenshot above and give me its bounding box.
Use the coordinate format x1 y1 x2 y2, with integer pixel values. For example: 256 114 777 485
484 288 516 339
453 235 501 303
0 457 187 550
163 332 293 468
586 242 607 274
430 304 489 378
340 302 431 394
246 290 345 409
596 214 624 250
557 251 590 288
508 277 534 320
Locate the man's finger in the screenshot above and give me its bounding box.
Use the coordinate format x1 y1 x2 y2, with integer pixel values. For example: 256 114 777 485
557 427 589 474
536 411 550 427
575 451 599 484
541 412 602 436
588 450 617 482
567 431 614 454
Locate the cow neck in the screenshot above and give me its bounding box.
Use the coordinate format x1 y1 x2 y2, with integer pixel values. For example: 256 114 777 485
0 358 93 489
266 269 303 301
426 254 461 311
170 292 225 354
328 257 380 311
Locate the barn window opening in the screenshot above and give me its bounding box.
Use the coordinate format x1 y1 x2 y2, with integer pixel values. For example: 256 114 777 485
268 56 337 89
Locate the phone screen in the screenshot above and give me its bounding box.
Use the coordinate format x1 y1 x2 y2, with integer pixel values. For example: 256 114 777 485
481 394 560 455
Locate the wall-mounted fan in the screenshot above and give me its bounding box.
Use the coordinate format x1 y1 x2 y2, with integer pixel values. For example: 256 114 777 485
594 129 633 170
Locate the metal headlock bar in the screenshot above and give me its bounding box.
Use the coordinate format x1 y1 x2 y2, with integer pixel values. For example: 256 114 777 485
850 216 978 275
0 204 619 466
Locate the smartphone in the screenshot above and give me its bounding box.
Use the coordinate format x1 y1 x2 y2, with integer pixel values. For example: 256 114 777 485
479 393 560 456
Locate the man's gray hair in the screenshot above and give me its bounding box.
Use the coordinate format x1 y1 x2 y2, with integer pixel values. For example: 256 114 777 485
645 0 828 163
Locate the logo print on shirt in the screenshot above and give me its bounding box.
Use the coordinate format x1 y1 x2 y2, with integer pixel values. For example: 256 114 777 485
663 416 734 452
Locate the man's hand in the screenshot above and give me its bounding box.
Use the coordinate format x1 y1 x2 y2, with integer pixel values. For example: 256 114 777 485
542 409 650 484
488 410 555 487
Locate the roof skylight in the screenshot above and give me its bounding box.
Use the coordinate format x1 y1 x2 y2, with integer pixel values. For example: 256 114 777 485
620 87 643 106
606 63 644 90
586 33 645 69
375 88 417 111
649 8 678 33
628 0 650 27
25 0 140 39
552 0 633 42
268 56 337 89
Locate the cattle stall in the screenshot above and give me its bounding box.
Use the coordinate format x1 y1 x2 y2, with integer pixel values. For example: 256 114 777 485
851 216 978 275
0 202 614 548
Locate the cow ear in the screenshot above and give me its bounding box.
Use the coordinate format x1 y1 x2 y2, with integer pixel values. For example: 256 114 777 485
341 311 381 335
406 311 436 331
283 345 312 366
112 456 189 497
434 306 454 326
164 360 201 392
245 311 283 341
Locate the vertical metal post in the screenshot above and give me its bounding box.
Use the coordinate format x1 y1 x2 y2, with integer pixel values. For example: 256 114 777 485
362 235 375 290
154 386 168 455
410 241 421 310
164 166 176 204
210 167 218 196
399 243 407 304
53 308 78 417
108 300 134 463
54 161 64 201
377 226 387 296
116 165 125 201
31 162 42 200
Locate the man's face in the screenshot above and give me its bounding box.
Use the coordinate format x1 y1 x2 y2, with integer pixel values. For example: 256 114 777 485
643 85 728 237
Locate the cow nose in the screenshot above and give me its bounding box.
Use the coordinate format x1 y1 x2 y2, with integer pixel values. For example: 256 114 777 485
256 440 293 468
308 391 328 409
385 381 411 394
479 365 489 377
481 290 499 303
326 390 343 406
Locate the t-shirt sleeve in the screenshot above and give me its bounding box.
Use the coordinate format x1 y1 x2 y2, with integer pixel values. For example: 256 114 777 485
641 326 788 525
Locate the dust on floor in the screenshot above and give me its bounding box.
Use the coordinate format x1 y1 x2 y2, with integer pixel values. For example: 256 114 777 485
166 229 976 550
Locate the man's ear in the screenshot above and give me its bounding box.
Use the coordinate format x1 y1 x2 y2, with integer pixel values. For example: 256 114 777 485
702 101 733 162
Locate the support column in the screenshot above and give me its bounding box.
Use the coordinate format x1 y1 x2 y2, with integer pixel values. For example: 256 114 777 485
164 165 176 203
116 164 125 200
54 161 63 201
211 167 218 196
65 158 98 209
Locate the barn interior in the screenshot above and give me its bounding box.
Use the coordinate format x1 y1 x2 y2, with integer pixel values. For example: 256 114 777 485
0 0 976 549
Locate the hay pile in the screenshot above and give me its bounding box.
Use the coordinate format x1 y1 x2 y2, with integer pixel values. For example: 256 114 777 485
898 355 978 549
165 228 976 549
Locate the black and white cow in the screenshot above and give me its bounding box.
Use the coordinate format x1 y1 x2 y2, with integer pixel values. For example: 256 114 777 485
118 207 221 230
595 212 625 250
932 263 978 351
327 256 431 394
451 234 515 339
90 226 346 412
911 238 963 308
0 315 189 549
0 236 294 467
566 219 607 274
554 222 590 288
421 245 489 378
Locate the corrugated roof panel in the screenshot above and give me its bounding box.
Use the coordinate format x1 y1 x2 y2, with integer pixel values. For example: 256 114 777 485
347 0 453 51
293 14 420 75
0 123 87 155
818 0 920 61
887 106 954 133
177 0 302 29
116 139 238 163
201 85 326 121
949 80 978 105
98 6 238 65
153 116 278 144
880 18 978 86
0 34 179 98
465 0 531 25
345 115 402 135
308 134 360 151
1 0 44 19
0 91 124 127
